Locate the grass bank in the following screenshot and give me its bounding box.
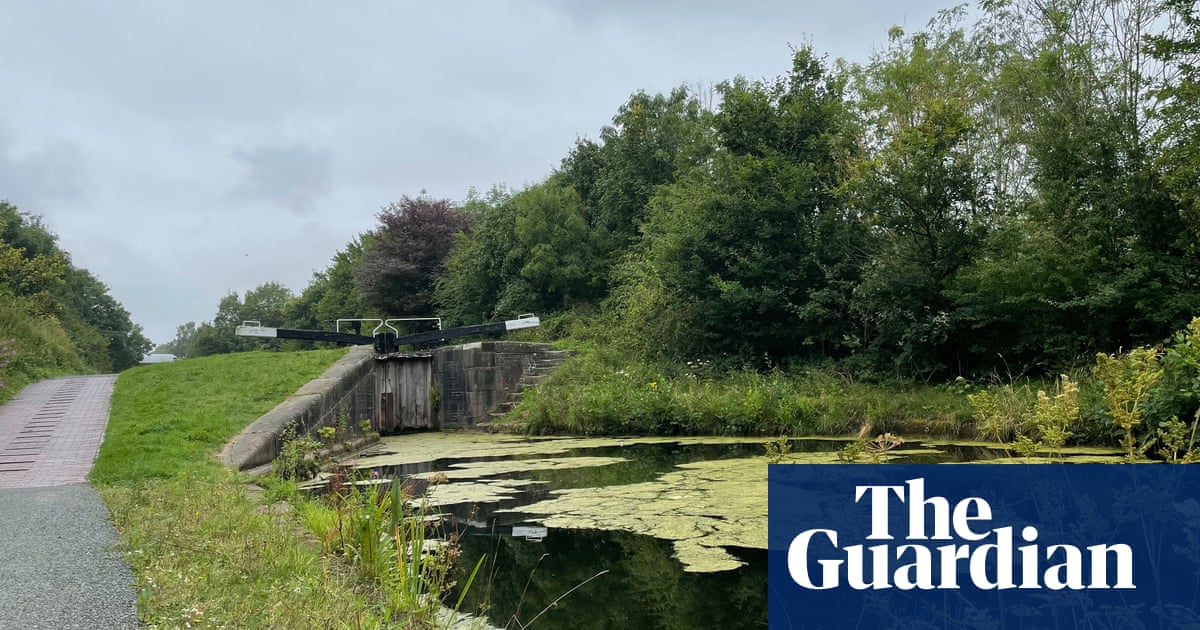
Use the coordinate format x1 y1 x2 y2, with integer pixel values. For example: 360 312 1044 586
508 345 974 437
0 298 91 405
93 349 403 628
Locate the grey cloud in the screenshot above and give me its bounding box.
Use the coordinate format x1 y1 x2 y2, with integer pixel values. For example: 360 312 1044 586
228 144 332 215
0 127 87 208
0 0 954 345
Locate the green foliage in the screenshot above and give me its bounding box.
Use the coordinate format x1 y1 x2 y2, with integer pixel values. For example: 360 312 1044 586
189 283 295 357
513 345 971 437
1095 347 1163 462
763 436 792 463
306 474 479 626
0 295 89 403
1031 375 1079 457
101 469 389 629
96 347 398 628
1146 317 1200 432
286 236 371 331
434 187 520 325
836 438 868 463
154 321 196 356
166 0 1200 385
1149 0 1200 241
615 49 863 365
1155 412 1200 464
846 19 991 376
272 423 322 481
512 181 603 310
967 385 1031 443
0 201 149 380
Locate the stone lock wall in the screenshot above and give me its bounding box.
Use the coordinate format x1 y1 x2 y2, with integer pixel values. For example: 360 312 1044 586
220 341 558 470
220 345 376 470
433 341 556 429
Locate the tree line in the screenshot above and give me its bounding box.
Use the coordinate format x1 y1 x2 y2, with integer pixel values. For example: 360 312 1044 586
172 0 1200 380
0 201 151 397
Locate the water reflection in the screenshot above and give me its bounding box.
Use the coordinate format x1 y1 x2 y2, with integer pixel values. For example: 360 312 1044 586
449 528 767 630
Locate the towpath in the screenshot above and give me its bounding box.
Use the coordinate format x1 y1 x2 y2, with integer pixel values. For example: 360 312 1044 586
0 375 137 629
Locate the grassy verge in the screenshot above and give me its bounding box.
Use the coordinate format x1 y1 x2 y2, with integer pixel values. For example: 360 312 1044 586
93 349 403 629
0 298 91 404
509 345 974 437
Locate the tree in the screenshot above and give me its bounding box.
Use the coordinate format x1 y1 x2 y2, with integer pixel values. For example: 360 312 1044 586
512 181 602 311
155 321 197 356
435 182 603 323
845 18 992 376
613 49 864 364
0 200 149 374
435 188 521 325
952 0 1200 369
563 88 713 254
1150 0 1200 240
188 282 295 357
355 197 472 315
286 236 371 330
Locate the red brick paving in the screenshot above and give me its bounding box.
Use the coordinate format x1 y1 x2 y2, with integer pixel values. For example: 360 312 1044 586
0 375 116 489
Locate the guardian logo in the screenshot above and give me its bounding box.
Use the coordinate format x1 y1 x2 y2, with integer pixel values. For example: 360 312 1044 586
787 478 1133 591
768 465 1200 629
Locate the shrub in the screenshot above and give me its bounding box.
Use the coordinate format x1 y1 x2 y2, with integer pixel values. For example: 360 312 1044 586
1095 348 1163 462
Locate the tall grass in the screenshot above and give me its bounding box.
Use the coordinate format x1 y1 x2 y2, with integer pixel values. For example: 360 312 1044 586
298 472 485 627
102 469 386 629
511 345 972 436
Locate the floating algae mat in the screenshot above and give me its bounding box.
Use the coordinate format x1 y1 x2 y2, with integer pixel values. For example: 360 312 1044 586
325 433 1124 629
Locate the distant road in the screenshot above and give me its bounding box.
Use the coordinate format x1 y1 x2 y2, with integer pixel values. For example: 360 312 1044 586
0 376 137 629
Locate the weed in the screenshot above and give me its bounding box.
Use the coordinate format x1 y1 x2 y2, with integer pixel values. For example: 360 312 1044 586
865 433 904 462
512 344 970 437
763 435 792 463
92 349 409 628
100 468 387 629
1095 348 1163 462
967 385 1031 442
0 337 15 392
1031 375 1079 459
1157 410 1200 464
836 439 868 463
836 424 874 463
313 473 484 627
272 423 322 481
1011 433 1042 458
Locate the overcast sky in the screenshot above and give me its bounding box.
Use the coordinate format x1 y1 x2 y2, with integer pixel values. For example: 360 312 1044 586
1 0 954 345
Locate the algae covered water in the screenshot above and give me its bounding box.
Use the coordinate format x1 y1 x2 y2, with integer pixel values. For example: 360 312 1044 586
326 434 1121 629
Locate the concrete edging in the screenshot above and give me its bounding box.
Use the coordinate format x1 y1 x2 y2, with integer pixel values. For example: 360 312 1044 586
218 345 376 471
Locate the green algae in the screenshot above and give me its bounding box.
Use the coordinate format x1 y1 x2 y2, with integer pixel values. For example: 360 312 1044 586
416 456 628 481
920 438 1124 457
349 433 780 468
331 432 1133 574
498 456 770 572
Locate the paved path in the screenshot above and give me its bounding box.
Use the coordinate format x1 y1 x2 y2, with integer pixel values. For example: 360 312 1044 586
0 376 137 629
